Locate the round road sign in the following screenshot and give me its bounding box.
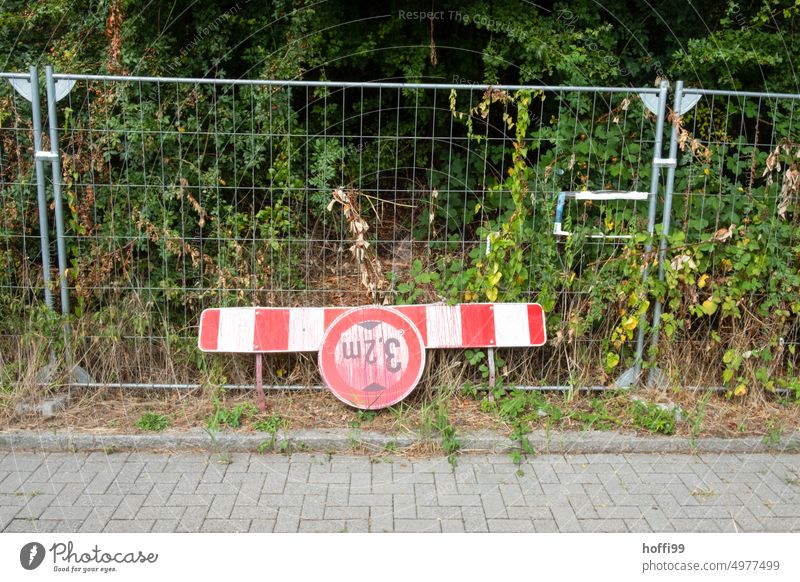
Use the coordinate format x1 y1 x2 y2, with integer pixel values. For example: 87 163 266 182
318 306 426 410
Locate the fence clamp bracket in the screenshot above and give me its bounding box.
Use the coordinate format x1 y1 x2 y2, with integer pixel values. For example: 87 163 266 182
34 151 58 162
652 157 677 168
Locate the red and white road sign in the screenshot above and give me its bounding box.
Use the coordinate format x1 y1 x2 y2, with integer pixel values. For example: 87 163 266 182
318 306 426 410
198 303 546 353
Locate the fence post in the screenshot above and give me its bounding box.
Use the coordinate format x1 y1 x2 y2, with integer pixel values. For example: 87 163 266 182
28 66 55 311
647 81 697 385
42 66 92 384
44 65 70 317
625 80 669 386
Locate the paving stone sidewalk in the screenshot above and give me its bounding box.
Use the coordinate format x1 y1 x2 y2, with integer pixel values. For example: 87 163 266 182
1 451 799 533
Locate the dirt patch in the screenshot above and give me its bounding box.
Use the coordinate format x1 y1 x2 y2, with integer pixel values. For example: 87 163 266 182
4 385 799 441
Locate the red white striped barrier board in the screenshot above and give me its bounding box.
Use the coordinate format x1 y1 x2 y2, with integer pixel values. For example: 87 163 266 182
198 303 546 353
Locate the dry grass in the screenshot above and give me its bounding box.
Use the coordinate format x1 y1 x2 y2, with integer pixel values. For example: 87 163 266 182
4 382 798 441
2 290 798 443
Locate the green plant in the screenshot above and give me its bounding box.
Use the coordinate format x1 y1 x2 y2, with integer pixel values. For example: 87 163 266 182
135 412 170 432
630 400 677 435
688 391 713 451
392 259 441 305
433 402 460 468
253 413 288 451
207 397 257 431
762 421 783 446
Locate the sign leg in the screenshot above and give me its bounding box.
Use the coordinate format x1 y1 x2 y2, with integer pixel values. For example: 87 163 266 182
255 353 266 413
487 347 496 400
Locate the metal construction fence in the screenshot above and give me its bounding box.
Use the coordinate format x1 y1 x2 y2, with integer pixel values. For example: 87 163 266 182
1 67 799 392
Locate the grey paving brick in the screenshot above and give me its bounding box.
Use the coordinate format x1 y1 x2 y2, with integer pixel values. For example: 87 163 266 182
258 493 303 507
441 519 465 532
488 519 535 533
151 519 181 532
350 472 371 492
249 519 276 532
299 519 348 532
597 505 646 519
4 518 53 533
350 494 392 506
16 494 58 519
389 494 414 520
106 494 147 519
579 518 628 532
326 484 349 506
416 505 461 520
550 505 581 532
0 504 21 528
533 519 559 532
369 506 393 532
103 519 154 533
308 472 349 484
505 506 552 520
462 505 488 532
394 519 441 532
300 495 325 520
370 482 415 495
498 483 526 506
142 482 176 506
3 450 799 534
434 473 458 495
437 494 481 507
166 493 212 507
201 519 249 532
481 493 507 519
208 494 236 519
137 505 185 521
274 507 300 533
40 506 93 521
176 506 207 532
324 506 369 520
74 494 124 508
229 505 278 519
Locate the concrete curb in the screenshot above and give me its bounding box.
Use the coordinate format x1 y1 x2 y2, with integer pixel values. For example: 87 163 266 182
1 429 799 455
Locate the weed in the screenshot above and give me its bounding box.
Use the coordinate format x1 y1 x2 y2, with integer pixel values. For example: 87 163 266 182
688 391 713 451
690 487 716 499
14 490 40 497
630 400 676 435
216 452 234 465
568 396 621 431
433 402 460 468
253 413 288 434
207 396 257 430
762 421 783 446
135 412 169 432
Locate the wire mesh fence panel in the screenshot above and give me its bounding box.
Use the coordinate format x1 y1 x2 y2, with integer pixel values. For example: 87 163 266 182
0 75 45 342
656 89 800 392
41 75 667 388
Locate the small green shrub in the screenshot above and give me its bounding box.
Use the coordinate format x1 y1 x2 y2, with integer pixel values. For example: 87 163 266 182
630 400 677 435
135 412 170 432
